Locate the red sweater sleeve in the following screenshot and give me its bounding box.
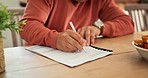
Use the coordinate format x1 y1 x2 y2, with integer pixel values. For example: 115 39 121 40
20 0 60 48
99 0 134 37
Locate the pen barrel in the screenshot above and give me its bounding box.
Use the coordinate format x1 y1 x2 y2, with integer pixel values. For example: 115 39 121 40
69 22 76 32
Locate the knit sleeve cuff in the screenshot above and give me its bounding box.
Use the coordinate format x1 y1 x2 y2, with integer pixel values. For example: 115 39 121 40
45 30 60 49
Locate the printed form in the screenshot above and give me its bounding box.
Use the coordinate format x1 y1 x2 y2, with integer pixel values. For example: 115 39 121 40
25 45 112 67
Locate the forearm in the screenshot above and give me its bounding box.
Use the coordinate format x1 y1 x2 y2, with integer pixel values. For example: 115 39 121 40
99 0 134 37
102 15 134 37
19 0 59 48
20 20 60 48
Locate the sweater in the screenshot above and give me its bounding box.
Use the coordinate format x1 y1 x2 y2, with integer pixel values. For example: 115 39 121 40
20 0 134 48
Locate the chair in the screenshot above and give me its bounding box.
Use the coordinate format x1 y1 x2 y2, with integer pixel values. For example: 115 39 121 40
7 8 25 47
125 4 148 32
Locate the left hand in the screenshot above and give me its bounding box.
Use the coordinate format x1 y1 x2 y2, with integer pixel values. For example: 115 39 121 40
77 26 101 46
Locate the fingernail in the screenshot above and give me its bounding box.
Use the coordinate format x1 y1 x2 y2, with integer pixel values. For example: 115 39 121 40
78 48 83 52
81 39 86 46
81 38 86 41
90 43 94 45
91 40 94 45
86 43 89 46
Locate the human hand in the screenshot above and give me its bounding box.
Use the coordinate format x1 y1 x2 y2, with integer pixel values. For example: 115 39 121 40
56 29 86 52
77 26 101 45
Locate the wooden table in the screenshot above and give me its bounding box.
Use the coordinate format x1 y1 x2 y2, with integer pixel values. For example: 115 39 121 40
0 31 148 78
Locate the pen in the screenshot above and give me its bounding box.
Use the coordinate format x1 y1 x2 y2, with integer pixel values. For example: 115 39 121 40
69 22 86 52
69 22 77 32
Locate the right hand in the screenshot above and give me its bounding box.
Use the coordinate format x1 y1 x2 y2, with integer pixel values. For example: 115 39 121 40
56 29 86 52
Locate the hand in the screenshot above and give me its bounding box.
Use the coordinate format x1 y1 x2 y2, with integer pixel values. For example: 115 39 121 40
77 26 100 45
56 29 86 52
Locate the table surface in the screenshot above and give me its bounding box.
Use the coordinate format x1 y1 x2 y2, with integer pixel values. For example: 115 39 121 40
0 31 148 78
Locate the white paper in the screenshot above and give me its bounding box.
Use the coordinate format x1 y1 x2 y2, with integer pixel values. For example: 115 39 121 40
25 45 112 67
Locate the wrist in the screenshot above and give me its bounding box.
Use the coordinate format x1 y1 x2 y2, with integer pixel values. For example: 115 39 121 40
98 25 104 36
93 25 104 36
93 19 104 36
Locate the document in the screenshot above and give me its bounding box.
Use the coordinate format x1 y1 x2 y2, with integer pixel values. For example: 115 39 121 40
25 45 112 67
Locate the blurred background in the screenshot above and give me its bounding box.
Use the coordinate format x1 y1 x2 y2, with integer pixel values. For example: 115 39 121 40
0 0 148 48
1 0 20 7
1 0 24 48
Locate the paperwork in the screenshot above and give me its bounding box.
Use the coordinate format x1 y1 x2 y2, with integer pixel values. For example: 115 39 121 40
25 45 112 67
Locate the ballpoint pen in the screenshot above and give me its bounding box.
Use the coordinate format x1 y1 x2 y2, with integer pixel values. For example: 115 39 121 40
69 22 86 52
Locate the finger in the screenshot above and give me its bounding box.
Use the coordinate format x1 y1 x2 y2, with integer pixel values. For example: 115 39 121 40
78 28 85 39
77 29 81 34
68 30 85 46
90 29 96 45
66 35 83 51
57 34 77 52
85 28 91 46
64 45 77 52
61 42 77 52
66 36 79 51
74 29 87 46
